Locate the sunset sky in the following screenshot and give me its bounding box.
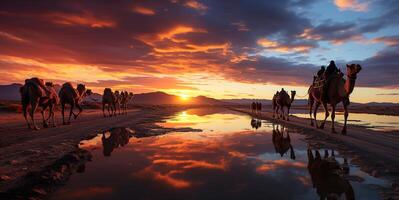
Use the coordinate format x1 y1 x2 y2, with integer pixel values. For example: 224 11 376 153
0 0 398 103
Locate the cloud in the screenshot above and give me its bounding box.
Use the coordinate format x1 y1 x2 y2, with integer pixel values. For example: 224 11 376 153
184 0 208 11
298 22 364 45
132 6 156 15
376 93 399 96
372 36 399 46
356 44 399 88
257 38 314 53
334 0 369 12
0 0 398 93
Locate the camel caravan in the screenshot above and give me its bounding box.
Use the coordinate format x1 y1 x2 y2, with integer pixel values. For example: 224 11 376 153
102 88 134 117
19 77 134 130
254 60 361 135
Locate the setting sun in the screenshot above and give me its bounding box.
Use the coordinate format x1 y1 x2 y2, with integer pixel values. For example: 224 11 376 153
179 94 190 101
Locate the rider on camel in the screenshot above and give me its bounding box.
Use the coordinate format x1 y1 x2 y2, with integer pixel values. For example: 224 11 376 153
322 60 339 102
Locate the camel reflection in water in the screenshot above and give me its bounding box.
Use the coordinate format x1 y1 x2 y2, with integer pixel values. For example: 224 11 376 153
307 148 354 200
250 118 262 129
272 124 296 160
101 127 132 156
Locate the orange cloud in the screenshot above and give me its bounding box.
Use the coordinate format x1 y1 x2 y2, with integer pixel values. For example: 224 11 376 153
372 36 399 46
185 0 208 11
134 167 192 188
0 31 27 42
46 12 115 28
153 159 226 170
132 6 156 15
257 38 312 53
334 0 369 12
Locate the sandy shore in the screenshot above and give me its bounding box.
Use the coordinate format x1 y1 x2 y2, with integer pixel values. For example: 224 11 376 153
1 105 399 199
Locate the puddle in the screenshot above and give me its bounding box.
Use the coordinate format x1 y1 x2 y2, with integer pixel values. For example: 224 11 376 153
50 108 390 200
292 111 399 132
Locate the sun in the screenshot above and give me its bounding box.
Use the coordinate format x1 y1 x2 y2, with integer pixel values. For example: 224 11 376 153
179 94 190 101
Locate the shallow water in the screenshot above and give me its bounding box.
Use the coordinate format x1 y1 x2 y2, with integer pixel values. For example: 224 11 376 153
292 111 399 132
50 108 390 200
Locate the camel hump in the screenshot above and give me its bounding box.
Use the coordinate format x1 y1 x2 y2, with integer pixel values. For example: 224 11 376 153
25 77 47 97
60 82 78 98
104 88 113 94
62 82 74 89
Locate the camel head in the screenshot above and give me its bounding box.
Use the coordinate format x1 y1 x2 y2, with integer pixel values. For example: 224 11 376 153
45 82 54 87
77 84 86 95
346 64 362 79
290 90 296 98
85 89 93 96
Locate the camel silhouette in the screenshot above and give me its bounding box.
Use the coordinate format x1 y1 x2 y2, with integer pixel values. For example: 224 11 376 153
308 64 362 134
59 82 92 125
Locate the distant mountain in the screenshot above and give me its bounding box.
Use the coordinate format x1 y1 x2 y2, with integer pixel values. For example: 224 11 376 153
0 84 224 105
221 99 272 105
220 98 309 106
133 92 225 105
0 83 23 100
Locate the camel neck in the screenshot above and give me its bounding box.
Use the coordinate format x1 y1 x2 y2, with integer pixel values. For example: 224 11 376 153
345 75 357 97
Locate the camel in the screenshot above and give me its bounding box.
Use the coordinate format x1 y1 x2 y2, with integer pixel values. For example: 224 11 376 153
102 88 116 117
256 102 262 114
120 91 134 115
59 82 92 125
251 102 256 114
20 78 59 130
275 89 296 121
42 82 59 127
307 148 354 200
250 118 262 129
272 124 295 160
102 127 131 156
308 64 362 134
114 90 122 115
272 91 280 118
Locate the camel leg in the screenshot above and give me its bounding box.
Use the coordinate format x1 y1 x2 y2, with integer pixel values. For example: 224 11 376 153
50 105 56 127
287 105 291 121
22 102 32 129
102 103 106 117
289 144 296 160
67 103 74 124
313 102 320 128
280 106 285 120
30 99 40 130
74 103 83 119
61 103 66 125
319 102 329 129
309 98 314 126
41 106 49 128
342 103 349 135
331 104 337 133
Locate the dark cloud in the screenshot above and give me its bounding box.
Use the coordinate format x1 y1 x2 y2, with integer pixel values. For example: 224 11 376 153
356 44 399 88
